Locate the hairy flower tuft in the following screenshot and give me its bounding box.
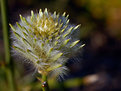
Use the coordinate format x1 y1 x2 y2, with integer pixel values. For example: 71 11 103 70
10 8 85 79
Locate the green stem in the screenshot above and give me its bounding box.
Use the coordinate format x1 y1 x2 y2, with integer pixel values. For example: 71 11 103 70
1 0 16 91
1 0 10 63
41 74 49 91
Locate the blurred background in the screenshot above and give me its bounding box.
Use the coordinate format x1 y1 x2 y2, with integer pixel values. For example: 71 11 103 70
0 0 121 91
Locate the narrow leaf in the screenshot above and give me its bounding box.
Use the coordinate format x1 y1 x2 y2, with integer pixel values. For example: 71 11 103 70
70 40 80 48
52 53 63 62
47 64 62 71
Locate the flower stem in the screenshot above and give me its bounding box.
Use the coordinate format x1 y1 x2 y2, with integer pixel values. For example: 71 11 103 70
1 0 16 91
41 74 49 91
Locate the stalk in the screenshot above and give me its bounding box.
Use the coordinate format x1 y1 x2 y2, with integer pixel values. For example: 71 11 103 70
41 74 49 91
1 0 16 91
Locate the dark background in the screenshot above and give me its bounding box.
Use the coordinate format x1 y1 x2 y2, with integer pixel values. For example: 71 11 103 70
0 0 121 91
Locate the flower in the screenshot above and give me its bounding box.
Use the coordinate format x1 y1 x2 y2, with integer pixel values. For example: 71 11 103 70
10 8 85 79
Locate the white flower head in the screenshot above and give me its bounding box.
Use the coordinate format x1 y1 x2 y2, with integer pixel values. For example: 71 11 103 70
10 8 85 79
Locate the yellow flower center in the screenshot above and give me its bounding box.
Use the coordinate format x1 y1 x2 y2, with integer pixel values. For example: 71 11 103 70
33 12 61 39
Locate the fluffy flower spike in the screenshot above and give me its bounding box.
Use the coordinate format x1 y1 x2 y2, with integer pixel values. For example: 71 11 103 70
10 8 85 79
